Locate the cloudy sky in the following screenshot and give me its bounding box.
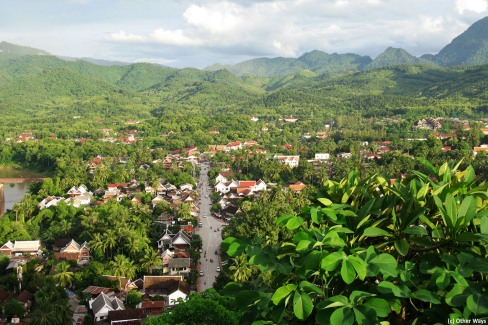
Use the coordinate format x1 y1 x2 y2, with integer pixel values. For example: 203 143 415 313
1 0 487 68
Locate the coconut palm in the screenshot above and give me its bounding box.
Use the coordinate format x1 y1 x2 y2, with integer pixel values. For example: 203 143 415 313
110 254 137 280
53 262 74 288
228 253 253 282
89 232 106 258
140 248 162 274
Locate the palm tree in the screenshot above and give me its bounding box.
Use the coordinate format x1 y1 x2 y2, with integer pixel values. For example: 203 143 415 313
53 262 73 288
228 253 253 282
58 219 72 237
104 229 117 258
140 248 162 274
89 233 106 258
110 254 137 280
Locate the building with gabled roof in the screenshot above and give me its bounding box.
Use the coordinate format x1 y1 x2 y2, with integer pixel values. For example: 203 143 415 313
168 258 191 275
143 275 190 305
275 155 300 168
89 291 125 322
53 239 90 264
0 240 42 257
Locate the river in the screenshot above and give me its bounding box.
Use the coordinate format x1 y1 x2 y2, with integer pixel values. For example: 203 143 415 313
0 167 46 214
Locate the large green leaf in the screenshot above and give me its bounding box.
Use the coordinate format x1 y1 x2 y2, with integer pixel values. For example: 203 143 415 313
286 216 304 230
363 227 392 237
364 298 391 318
370 253 398 277
480 216 488 234
394 239 409 256
412 289 441 304
296 240 312 253
321 252 344 272
227 241 245 257
323 231 346 248
271 284 296 305
341 260 356 284
330 307 354 325
403 226 428 236
299 281 323 295
318 197 333 206
377 281 410 298
293 291 314 320
457 196 476 226
466 294 488 315
348 256 367 280
310 207 322 224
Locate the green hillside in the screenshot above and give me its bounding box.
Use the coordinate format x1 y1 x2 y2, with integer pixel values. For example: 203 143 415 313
433 16 488 66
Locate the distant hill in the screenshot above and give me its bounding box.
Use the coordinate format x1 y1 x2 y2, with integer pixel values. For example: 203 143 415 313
0 41 50 57
207 16 488 76
428 16 488 66
205 50 371 76
365 47 434 70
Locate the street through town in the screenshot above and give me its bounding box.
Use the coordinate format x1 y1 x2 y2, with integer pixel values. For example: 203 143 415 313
197 161 223 291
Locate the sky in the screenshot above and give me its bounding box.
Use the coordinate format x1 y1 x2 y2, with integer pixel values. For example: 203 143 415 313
1 0 487 68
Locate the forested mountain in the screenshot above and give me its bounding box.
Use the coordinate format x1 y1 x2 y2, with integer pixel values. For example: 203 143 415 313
0 41 49 57
1 35 488 131
206 50 371 76
365 47 433 70
207 16 488 76
428 16 488 66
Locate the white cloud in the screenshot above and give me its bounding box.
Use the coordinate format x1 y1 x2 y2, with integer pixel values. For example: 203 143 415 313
183 2 243 34
108 30 145 42
150 28 202 46
421 16 445 32
456 0 488 14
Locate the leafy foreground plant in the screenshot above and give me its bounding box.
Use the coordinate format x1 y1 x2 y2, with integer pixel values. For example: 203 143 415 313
222 160 488 324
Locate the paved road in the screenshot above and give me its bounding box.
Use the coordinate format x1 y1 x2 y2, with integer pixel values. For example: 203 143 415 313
197 162 223 291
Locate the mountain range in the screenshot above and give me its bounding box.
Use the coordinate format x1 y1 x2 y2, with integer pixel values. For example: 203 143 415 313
1 16 488 78
206 16 488 76
1 17 488 124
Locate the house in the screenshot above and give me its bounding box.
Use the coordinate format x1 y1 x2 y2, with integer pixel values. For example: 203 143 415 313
108 309 145 325
474 145 488 156
151 195 165 207
180 183 193 191
289 181 307 192
161 249 174 274
315 153 330 161
137 300 165 316
66 192 93 208
39 196 63 210
214 181 229 194
227 142 243 150
90 292 125 322
170 231 192 250
337 152 352 159
83 286 115 299
216 170 235 183
0 240 42 257
280 118 298 123
157 230 175 250
275 155 300 168
67 185 89 197
143 275 190 305
244 140 258 147
53 239 90 264
168 258 191 275
254 180 267 192
16 290 34 312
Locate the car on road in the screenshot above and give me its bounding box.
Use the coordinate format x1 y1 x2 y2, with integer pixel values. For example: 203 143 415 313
200 271 204 276
203 215 207 218
216 267 221 272
214 250 218 255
